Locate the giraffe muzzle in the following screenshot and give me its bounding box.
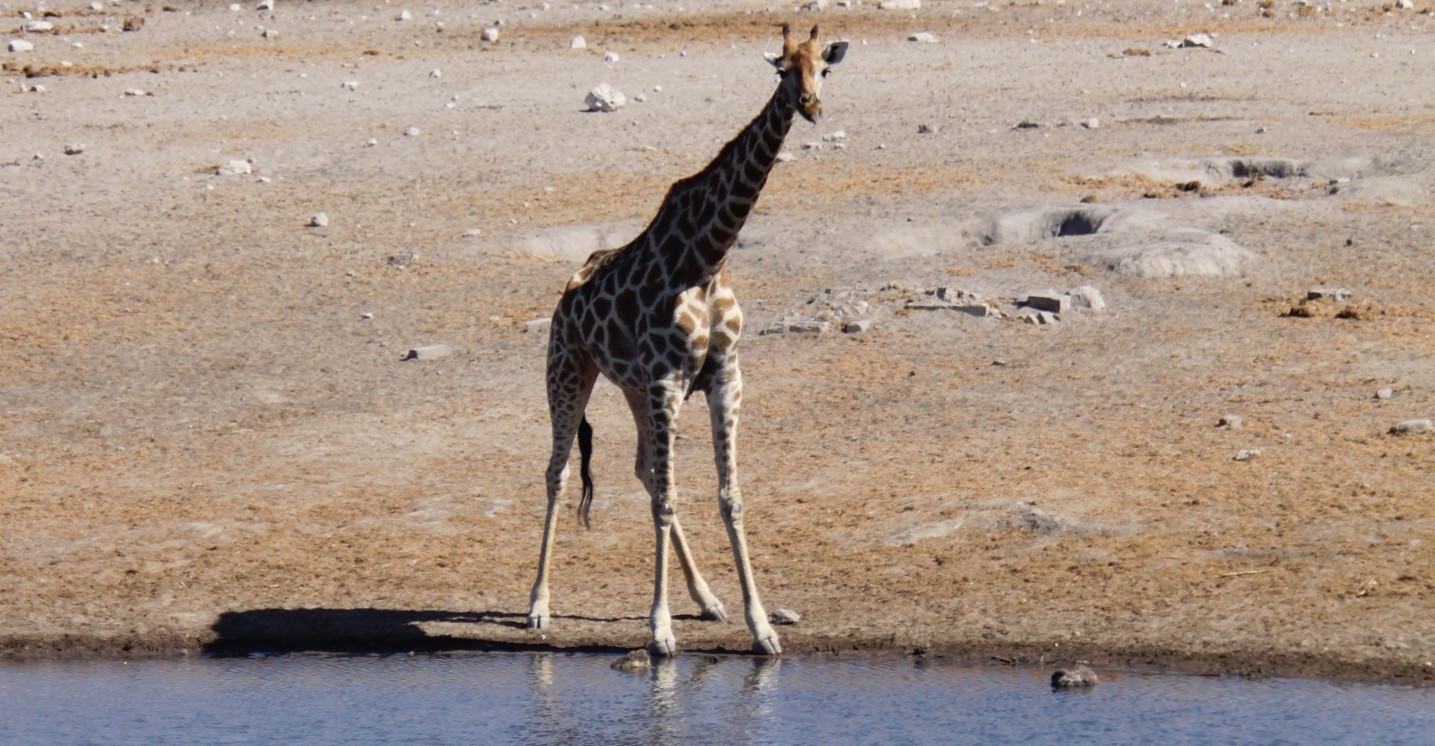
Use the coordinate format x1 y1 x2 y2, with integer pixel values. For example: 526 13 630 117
798 93 822 122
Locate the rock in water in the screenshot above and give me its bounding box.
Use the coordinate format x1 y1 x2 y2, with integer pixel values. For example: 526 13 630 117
611 649 650 671
1051 664 1099 689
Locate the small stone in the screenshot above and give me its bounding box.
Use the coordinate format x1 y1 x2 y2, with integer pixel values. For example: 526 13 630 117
387 252 419 268
91 1 104 9
611 649 650 671
1390 419 1433 436
822 130 847 142
524 318 552 335
1181 33 1214 49
908 32 940 43
775 151 796 162
124 89 150 97
769 608 802 625
23 21 55 32
802 141 821 150
807 0 829 9
1219 414 1243 429
403 344 453 361
63 143 85 156
584 83 626 112
879 0 920 8
1066 286 1106 312
955 304 999 318
1395 0 1414 8
462 228 482 238
1307 286 1351 302
404 126 421 137
397 9 413 21
360 312 374 320
9 39 35 53
342 80 359 91
1082 118 1100 129
429 68 442 79
308 212 329 228
1376 388 1394 400
602 51 619 62
1234 448 1261 461
1051 665 1099 689
481 27 499 42
218 159 252 175
257 0 274 9
917 124 935 134
760 320 831 335
1023 290 1071 314
841 318 872 334
570 35 587 49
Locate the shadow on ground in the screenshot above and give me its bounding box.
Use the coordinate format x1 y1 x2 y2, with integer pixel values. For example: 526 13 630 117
203 608 645 656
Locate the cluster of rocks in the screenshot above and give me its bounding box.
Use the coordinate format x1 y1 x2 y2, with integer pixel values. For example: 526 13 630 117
759 284 1108 336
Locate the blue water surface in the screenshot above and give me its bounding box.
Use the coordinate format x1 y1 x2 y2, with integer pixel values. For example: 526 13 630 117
2 653 1432 745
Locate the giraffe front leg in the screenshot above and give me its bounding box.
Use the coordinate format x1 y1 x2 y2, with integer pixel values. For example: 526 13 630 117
645 384 684 656
708 358 780 655
625 388 726 623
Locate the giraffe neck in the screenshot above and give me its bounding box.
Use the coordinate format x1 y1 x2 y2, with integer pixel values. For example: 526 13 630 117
645 83 798 285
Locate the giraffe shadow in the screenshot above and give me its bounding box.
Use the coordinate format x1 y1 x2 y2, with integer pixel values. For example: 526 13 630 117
203 608 636 656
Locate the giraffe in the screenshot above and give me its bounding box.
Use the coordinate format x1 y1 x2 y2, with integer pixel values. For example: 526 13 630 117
526 25 848 656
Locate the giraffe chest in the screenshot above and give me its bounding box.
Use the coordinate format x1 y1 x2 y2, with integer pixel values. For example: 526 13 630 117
564 277 737 389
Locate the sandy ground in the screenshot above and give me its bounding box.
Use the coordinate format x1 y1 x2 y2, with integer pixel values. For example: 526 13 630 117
3 0 1435 682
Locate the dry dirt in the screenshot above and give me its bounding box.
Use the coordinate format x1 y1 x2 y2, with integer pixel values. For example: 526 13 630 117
3 0 1435 683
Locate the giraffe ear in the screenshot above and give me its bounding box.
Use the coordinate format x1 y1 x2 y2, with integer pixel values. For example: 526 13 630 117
822 41 848 67
763 50 783 69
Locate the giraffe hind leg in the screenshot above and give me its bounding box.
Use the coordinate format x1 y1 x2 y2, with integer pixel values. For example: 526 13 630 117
527 346 597 631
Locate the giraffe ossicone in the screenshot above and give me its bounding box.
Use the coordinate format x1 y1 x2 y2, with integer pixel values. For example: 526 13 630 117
526 25 848 657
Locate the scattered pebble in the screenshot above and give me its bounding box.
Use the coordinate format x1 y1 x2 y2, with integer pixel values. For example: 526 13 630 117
481 27 499 42
1376 388 1394 400
23 21 55 33
1307 286 1352 302
1023 290 1071 314
769 608 802 625
908 32 940 44
429 68 442 79
570 35 587 49
462 228 482 238
403 344 453 361
397 9 413 21
1181 33 1215 49
342 80 359 91
63 143 85 155
775 151 796 162
257 0 275 10
917 124 935 134
1234 449 1261 461
879 0 921 8
1390 419 1432 436
1219 414 1244 430
1066 285 1106 312
841 318 872 334
1051 665 1099 689
611 649 650 671
217 159 252 175
308 212 329 228
404 126 421 136
9 39 35 53
602 51 620 62
123 89 151 97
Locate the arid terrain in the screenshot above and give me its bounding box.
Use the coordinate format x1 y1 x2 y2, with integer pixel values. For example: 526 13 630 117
3 0 1434 682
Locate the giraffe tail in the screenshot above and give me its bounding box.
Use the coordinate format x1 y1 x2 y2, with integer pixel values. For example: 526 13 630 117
576 416 595 530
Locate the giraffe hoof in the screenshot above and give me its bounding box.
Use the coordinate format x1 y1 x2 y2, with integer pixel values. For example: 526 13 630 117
753 634 782 656
526 614 550 630
701 601 729 622
648 636 677 657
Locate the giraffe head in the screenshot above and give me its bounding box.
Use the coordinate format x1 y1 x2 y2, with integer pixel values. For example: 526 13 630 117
764 24 848 123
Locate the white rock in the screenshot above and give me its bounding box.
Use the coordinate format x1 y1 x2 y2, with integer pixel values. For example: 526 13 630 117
218 159 252 175
462 228 482 237
776 151 796 162
879 0 920 8
403 344 453 361
63 143 85 155
769 608 802 625
1307 286 1351 302
123 88 150 97
1234 449 1261 461
1390 419 1433 435
1395 0 1414 8
23 21 55 32
429 68 442 78
342 80 359 91
8 39 35 53
524 318 551 334
1066 285 1106 312
808 0 829 8
397 9 413 21
365 137 378 147
481 27 499 42
602 51 619 62
1219 414 1243 429
309 212 329 228
841 318 872 334
584 83 626 112
229 3 241 10
1376 388 1394 400
570 35 587 49
404 126 421 136
907 32 939 43
91 1 103 9
822 130 847 142
257 0 274 9
1181 33 1214 48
